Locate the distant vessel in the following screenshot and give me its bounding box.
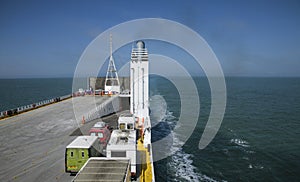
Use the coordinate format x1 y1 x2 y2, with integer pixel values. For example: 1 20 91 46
69 40 155 181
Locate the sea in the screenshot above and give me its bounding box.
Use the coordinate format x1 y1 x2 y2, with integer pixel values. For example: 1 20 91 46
0 77 299 181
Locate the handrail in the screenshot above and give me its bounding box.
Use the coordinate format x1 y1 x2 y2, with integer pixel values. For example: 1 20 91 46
0 94 72 119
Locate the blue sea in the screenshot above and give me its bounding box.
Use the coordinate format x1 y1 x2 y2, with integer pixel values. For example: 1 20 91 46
151 77 300 181
0 77 299 181
0 78 73 111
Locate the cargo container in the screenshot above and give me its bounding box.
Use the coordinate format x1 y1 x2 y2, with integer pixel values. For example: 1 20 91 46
65 136 102 173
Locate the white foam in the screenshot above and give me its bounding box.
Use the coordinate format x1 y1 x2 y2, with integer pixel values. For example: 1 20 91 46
256 165 264 169
246 150 255 154
169 140 220 182
248 163 264 170
242 156 249 160
150 94 219 182
166 114 217 181
150 95 167 126
227 128 234 133
230 138 250 148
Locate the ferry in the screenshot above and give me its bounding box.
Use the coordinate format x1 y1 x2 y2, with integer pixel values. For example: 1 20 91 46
66 39 155 181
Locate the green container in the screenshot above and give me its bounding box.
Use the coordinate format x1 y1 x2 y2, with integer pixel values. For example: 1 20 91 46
65 136 101 173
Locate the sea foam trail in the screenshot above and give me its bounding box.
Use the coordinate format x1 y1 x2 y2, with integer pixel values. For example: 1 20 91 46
150 95 217 182
230 138 250 148
149 95 167 126
170 123 218 182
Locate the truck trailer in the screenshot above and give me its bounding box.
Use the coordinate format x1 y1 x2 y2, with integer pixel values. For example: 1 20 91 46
72 157 131 182
65 136 102 173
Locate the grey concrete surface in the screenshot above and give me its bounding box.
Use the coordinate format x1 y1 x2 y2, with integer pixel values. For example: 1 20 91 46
0 96 113 182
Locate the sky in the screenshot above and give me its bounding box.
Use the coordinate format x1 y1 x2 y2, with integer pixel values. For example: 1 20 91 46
0 0 299 78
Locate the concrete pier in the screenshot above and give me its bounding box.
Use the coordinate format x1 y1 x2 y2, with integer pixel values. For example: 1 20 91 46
0 96 127 182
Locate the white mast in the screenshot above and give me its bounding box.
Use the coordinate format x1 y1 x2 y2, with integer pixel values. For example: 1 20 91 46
105 34 120 93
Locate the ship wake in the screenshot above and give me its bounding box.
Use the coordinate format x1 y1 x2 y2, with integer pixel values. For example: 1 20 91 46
150 95 217 182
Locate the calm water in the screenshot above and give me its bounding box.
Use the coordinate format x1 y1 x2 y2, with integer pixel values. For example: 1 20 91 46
0 77 299 181
0 78 73 111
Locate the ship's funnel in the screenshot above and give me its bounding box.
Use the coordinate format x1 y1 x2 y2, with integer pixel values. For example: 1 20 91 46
136 41 145 49
130 40 149 118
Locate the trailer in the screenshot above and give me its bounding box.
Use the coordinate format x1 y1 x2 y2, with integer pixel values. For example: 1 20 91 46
89 121 111 149
72 157 131 182
106 129 137 179
65 136 102 173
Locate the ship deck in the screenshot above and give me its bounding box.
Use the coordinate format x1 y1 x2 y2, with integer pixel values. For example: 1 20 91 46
0 96 119 182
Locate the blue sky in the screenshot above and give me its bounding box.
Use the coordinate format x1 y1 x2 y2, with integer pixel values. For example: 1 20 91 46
0 0 299 78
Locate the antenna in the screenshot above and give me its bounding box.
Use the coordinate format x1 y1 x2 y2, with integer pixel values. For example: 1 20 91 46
110 33 113 58
104 33 120 94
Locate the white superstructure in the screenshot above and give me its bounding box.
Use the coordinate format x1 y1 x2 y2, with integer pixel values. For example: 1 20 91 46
106 130 137 175
130 41 149 118
118 112 135 130
130 41 152 149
